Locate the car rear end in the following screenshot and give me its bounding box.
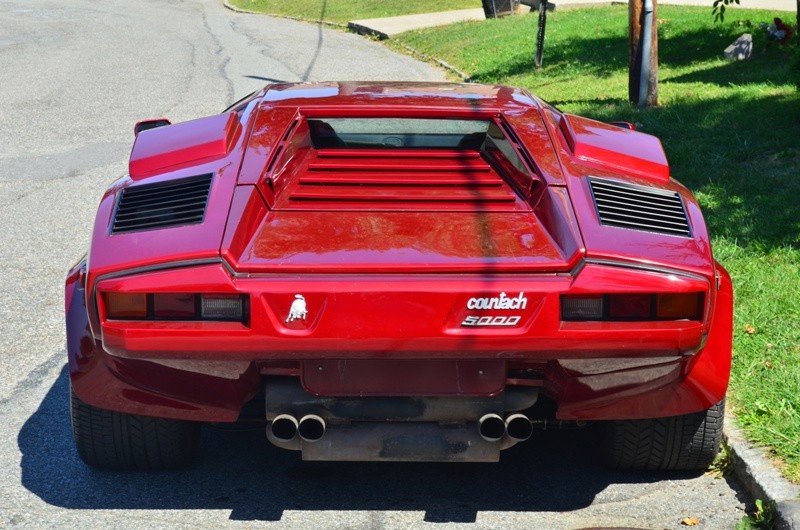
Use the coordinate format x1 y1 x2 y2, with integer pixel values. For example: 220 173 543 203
66 82 731 468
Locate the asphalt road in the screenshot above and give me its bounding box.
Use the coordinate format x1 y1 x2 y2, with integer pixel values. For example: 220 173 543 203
0 0 752 528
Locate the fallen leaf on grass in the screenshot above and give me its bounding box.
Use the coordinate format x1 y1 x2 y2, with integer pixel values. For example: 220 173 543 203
744 324 756 335
681 516 701 526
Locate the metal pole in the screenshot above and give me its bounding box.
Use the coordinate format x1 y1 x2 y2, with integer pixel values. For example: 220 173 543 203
637 0 654 108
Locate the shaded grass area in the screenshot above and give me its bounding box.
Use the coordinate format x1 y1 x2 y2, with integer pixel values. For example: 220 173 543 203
230 0 478 24
400 6 800 481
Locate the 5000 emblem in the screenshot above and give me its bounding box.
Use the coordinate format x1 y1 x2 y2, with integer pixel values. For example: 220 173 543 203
461 315 522 327
461 292 526 327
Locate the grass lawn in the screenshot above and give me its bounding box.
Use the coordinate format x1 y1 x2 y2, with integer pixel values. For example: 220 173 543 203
230 0 478 24
397 6 800 482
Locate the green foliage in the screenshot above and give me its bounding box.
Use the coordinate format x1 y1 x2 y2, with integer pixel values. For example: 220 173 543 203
708 443 734 477
713 0 741 23
736 499 777 529
397 5 800 483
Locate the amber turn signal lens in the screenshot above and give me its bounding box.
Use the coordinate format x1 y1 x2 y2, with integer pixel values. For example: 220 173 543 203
105 292 147 319
656 293 701 319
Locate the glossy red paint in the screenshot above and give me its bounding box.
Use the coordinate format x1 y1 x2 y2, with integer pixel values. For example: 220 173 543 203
67 82 732 436
559 113 670 181
129 111 242 179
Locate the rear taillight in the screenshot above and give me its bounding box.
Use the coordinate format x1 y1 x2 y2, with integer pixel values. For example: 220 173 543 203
608 294 651 320
153 293 196 318
105 293 147 319
104 292 248 323
200 294 245 321
561 293 703 322
656 293 702 319
561 295 603 320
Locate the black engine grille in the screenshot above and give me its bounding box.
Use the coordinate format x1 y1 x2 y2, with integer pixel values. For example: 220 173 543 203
112 174 213 234
589 177 691 237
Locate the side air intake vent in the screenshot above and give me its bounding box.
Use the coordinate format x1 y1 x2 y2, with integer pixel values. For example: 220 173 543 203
589 177 691 237
112 174 213 234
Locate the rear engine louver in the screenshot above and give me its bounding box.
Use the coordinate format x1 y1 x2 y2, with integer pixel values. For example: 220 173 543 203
112 174 213 234
279 150 524 212
589 177 691 237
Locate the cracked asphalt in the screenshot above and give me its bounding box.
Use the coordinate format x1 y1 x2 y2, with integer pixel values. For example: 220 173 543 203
0 0 755 527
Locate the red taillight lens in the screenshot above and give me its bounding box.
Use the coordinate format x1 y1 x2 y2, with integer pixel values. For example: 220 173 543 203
105 293 147 319
608 294 651 319
153 293 196 319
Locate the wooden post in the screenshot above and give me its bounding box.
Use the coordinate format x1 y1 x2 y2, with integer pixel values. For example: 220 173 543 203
629 0 658 107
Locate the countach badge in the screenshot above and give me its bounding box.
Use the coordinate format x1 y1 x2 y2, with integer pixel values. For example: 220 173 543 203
285 294 308 323
462 292 527 327
467 292 527 310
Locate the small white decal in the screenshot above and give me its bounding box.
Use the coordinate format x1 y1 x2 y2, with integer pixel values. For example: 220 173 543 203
285 294 308 323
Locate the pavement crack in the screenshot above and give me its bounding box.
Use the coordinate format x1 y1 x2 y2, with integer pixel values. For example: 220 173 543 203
202 9 235 106
0 350 65 407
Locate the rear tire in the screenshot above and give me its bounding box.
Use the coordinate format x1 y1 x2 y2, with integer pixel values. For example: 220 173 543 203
602 400 724 471
70 384 200 470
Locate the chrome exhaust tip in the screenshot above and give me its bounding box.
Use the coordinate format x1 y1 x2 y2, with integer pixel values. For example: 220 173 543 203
298 414 326 442
505 413 533 442
270 414 299 442
478 413 506 442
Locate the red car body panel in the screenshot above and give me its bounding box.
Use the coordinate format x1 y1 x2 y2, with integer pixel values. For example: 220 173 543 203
67 82 731 440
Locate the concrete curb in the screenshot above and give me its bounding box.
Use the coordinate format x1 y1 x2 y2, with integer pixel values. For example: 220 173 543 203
391 42 471 81
221 0 348 30
724 416 800 529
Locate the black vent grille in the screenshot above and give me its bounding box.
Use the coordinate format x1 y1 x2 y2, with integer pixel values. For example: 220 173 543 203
589 177 691 237
112 174 213 234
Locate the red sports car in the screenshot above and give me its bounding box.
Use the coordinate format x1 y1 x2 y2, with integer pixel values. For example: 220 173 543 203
66 82 732 470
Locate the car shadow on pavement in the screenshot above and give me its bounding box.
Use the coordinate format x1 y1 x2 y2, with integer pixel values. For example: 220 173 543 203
20 365 735 523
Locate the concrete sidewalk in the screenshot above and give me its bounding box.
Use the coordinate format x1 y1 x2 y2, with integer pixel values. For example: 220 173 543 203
350 0 796 38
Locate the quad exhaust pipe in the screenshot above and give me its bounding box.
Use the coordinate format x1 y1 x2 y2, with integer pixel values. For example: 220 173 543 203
478 413 507 442
298 414 326 442
272 411 530 449
269 414 326 443
270 414 299 442
477 413 532 442
505 413 533 442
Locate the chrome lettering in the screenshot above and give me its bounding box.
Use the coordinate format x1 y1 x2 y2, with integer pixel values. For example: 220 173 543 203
461 315 522 327
465 292 527 311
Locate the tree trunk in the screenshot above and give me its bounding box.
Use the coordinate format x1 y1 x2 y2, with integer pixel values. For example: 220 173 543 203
629 0 658 107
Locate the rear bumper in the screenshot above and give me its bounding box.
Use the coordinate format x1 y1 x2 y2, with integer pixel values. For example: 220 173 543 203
67 260 732 422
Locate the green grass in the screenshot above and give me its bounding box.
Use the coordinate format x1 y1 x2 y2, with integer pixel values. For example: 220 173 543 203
230 0 478 24
398 6 800 481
